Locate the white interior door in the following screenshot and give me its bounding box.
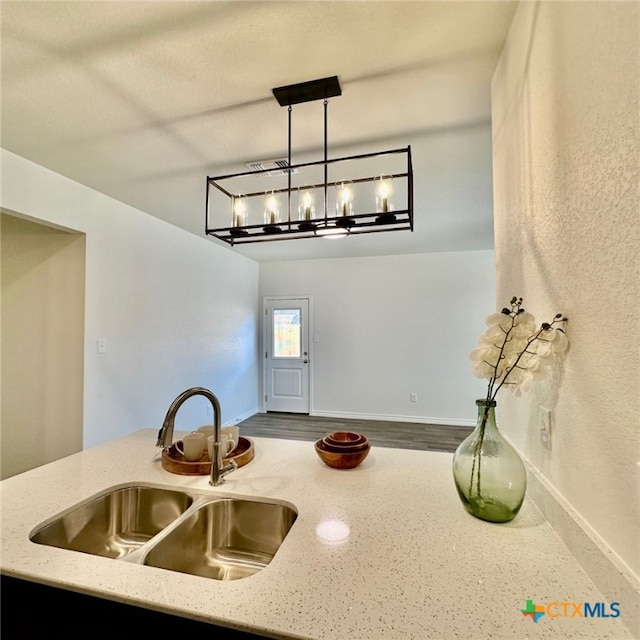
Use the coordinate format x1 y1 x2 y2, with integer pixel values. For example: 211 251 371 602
264 298 310 413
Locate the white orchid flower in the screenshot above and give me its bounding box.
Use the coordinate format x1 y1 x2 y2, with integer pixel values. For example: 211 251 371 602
470 297 568 401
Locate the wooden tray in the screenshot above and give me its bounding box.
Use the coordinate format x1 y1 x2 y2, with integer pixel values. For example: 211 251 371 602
161 436 254 476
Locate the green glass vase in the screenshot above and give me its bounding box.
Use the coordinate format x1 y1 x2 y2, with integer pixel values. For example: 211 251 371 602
452 399 527 523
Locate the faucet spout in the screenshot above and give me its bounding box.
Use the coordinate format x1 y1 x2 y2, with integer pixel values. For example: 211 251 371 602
156 387 236 486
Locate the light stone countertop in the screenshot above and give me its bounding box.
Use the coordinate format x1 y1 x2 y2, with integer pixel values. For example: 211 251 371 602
0 429 632 639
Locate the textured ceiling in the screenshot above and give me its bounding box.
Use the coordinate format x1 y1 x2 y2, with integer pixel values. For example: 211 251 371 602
1 1 517 262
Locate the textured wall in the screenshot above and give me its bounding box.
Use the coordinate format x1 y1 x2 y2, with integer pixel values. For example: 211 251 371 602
492 1 639 578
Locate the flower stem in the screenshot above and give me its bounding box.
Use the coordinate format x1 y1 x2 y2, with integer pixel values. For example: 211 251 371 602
468 404 490 500
487 311 518 400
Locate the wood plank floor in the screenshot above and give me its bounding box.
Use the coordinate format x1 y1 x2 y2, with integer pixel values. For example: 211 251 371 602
237 412 472 453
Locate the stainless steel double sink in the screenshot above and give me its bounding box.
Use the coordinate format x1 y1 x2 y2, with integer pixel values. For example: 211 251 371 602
30 483 298 581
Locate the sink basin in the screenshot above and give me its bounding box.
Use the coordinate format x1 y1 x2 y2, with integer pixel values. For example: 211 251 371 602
30 485 193 558
30 484 298 580
144 499 298 580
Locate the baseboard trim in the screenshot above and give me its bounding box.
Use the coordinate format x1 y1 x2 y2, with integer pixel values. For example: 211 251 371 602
310 409 475 428
226 407 259 426
524 459 639 638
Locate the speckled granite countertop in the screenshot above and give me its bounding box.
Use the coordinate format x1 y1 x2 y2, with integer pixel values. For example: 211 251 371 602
0 429 632 639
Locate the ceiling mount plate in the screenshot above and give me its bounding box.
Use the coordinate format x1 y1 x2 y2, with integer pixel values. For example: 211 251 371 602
272 76 342 107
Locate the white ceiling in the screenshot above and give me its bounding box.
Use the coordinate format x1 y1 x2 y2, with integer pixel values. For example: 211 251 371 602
1 1 517 262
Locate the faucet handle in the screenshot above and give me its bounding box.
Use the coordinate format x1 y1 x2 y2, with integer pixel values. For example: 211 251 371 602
212 459 238 486
209 441 238 486
224 459 239 475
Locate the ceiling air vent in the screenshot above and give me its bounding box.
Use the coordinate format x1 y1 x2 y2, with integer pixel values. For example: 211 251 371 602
245 159 298 177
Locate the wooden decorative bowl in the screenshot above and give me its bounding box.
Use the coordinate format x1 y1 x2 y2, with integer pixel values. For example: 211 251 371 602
321 438 369 453
161 436 254 476
322 431 369 453
325 431 367 445
315 438 370 469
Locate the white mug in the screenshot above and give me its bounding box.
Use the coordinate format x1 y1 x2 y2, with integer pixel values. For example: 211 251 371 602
200 425 239 451
176 432 205 461
222 425 240 451
197 425 215 439
207 433 236 460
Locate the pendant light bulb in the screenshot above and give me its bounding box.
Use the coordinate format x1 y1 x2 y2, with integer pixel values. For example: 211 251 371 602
298 188 315 222
232 195 247 227
264 190 280 226
375 176 394 214
336 181 354 217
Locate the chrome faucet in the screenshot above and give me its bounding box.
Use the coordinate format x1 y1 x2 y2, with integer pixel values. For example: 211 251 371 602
156 387 237 486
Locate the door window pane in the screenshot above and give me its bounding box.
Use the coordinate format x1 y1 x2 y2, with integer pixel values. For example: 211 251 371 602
273 309 301 358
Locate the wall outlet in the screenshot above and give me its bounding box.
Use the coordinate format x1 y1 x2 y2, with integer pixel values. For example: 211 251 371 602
540 408 552 451
410 393 418 403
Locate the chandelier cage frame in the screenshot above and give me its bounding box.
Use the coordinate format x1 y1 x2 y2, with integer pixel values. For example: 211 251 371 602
205 76 414 245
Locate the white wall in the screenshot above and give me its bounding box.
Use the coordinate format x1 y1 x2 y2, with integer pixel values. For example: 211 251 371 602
492 0 639 584
260 250 495 425
1 149 259 450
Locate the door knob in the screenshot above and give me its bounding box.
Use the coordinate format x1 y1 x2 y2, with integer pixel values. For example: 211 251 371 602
303 359 309 364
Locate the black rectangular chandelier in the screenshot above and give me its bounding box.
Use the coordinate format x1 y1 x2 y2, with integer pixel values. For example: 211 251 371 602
205 76 413 245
